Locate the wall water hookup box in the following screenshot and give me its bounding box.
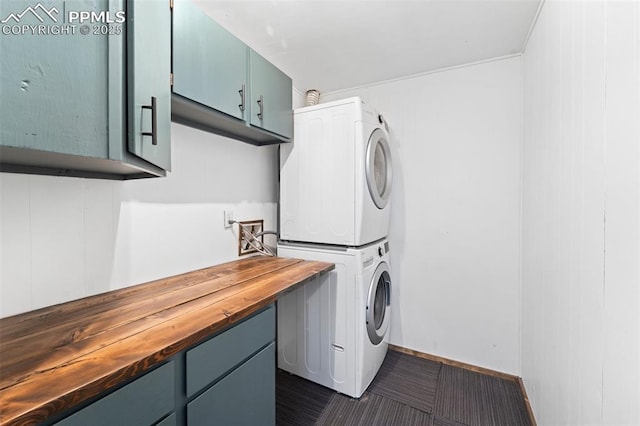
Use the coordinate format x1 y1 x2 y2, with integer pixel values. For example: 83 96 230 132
238 219 264 256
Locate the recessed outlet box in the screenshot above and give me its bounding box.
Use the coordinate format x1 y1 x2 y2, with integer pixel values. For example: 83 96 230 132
238 219 264 256
224 210 233 229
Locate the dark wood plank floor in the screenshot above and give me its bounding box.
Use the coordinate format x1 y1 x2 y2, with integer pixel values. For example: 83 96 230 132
276 350 532 426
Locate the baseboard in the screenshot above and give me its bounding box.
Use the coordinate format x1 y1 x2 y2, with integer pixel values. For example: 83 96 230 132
388 344 518 381
388 344 537 426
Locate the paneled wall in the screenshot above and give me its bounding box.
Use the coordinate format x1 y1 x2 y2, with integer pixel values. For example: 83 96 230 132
0 123 279 317
521 0 640 424
323 56 523 375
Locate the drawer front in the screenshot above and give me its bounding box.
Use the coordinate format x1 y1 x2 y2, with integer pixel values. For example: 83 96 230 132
187 342 275 426
56 361 174 426
186 305 274 397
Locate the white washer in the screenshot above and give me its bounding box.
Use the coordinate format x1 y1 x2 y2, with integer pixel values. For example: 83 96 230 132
280 97 392 246
277 239 391 398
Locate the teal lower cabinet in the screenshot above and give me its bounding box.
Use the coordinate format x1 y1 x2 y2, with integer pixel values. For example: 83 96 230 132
51 305 275 426
186 304 275 397
55 361 175 426
186 305 275 425
187 343 275 425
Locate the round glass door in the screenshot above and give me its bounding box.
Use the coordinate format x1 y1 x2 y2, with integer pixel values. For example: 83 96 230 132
366 262 391 345
365 128 392 209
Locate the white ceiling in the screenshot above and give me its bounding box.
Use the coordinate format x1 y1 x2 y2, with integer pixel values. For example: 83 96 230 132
194 0 541 94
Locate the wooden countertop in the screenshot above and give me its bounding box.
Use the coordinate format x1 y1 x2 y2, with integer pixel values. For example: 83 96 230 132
0 256 334 425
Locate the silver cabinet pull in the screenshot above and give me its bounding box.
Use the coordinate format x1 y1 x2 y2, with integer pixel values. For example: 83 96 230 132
257 95 264 120
238 84 246 112
141 96 158 146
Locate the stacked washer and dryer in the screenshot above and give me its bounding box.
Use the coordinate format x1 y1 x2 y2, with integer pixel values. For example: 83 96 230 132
278 97 393 398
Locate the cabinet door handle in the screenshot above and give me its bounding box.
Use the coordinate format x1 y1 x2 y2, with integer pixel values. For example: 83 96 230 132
141 96 158 146
257 95 264 120
238 84 246 112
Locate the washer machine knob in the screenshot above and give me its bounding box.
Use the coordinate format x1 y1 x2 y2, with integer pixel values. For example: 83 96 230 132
378 247 384 257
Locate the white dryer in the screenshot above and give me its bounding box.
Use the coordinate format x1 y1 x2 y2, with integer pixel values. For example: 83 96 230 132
280 97 392 246
277 239 392 398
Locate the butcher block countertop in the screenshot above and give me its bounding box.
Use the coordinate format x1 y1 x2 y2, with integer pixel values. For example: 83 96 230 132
0 256 334 425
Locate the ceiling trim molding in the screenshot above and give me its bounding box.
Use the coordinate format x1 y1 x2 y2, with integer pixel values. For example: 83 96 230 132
324 53 523 97
521 0 546 54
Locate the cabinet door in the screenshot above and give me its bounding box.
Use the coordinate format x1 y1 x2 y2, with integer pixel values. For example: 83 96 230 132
172 0 247 121
249 50 293 139
0 0 110 158
127 0 171 171
187 343 275 426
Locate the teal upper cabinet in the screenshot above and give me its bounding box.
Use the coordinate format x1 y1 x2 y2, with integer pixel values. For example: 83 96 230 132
127 0 172 171
172 0 247 121
171 0 293 145
0 0 171 179
249 50 293 139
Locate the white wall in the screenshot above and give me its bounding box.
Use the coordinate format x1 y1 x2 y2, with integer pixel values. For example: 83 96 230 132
0 123 279 318
521 0 640 424
322 56 523 375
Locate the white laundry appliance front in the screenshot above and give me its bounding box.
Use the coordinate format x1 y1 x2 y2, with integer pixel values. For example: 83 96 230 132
277 239 392 398
279 97 392 247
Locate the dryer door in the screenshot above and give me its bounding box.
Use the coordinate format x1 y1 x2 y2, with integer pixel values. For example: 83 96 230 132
365 128 392 209
366 261 391 345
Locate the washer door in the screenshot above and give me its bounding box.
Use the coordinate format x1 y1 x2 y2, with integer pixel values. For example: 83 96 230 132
366 128 392 209
366 261 391 345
